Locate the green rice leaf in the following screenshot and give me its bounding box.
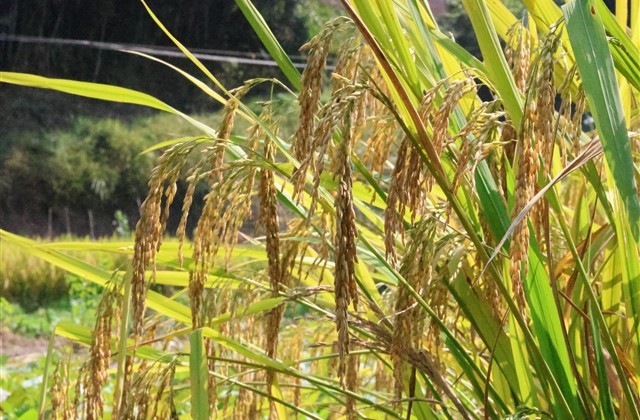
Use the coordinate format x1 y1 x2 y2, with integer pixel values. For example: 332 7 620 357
190 329 210 420
588 304 616 420
235 0 301 90
527 235 583 417
0 72 175 112
563 0 640 241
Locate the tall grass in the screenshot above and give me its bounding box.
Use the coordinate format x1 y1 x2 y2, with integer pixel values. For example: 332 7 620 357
1 0 639 418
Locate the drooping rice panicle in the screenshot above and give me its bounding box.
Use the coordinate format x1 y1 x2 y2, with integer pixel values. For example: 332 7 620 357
532 27 561 240
51 355 74 420
510 98 538 317
259 134 285 418
333 101 359 387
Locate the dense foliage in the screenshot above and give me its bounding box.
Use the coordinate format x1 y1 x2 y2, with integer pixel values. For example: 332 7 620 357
1 0 640 418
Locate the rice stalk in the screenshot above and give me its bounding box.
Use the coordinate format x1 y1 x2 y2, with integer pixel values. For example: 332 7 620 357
260 134 285 418
50 356 74 420
501 22 531 189
532 27 561 240
345 353 359 419
76 286 119 419
177 168 200 268
509 97 538 317
390 220 437 409
190 83 259 330
132 142 195 337
333 101 359 387
292 17 353 163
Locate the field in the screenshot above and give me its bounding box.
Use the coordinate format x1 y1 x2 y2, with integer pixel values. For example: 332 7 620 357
1 0 640 418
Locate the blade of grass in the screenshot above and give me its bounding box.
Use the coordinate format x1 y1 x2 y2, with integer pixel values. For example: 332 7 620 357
563 0 640 241
113 267 131 416
234 0 301 90
460 0 523 127
0 72 173 111
589 304 617 419
38 328 58 418
527 234 584 416
189 329 210 420
549 183 640 419
0 72 216 137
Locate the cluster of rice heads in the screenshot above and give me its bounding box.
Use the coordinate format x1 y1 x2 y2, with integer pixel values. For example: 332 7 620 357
50 8 640 419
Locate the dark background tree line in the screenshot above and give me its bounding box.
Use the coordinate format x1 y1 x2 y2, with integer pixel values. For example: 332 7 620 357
0 0 315 237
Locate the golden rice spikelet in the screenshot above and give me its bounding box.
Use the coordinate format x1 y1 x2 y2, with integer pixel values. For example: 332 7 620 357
190 131 260 327
190 84 256 313
501 22 534 318
260 137 282 296
293 17 353 162
361 53 397 181
177 168 200 268
383 138 428 265
131 142 195 338
374 356 393 393
333 106 359 387
424 232 462 352
510 100 538 316
332 37 361 92
452 102 502 192
362 115 398 179
571 88 587 155
234 381 258 419
426 77 476 191
209 84 251 184
280 219 310 289
505 22 530 94
129 356 176 419
385 82 466 266
391 219 437 405
148 361 176 419
260 135 285 417
131 367 152 419
292 82 366 219
334 44 376 146
50 356 74 420
78 287 118 419
502 22 530 167
384 140 409 266
532 28 561 238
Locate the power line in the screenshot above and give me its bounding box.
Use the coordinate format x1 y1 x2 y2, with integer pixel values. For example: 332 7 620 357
0 34 332 69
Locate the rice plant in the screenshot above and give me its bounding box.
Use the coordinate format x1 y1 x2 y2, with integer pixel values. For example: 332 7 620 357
1 0 639 418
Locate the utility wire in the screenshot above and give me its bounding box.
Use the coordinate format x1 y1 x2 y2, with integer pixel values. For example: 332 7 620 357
0 34 336 69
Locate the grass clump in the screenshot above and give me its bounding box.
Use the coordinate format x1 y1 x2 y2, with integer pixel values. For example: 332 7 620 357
1 245 69 312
